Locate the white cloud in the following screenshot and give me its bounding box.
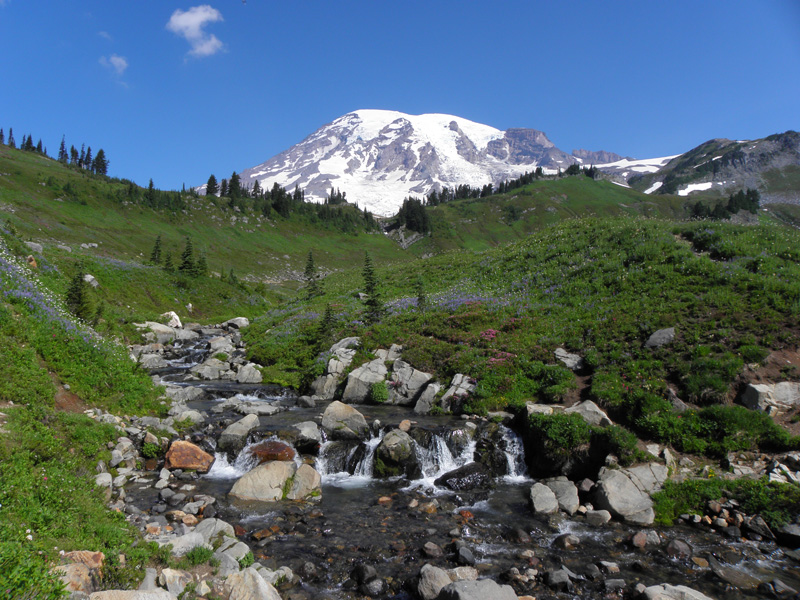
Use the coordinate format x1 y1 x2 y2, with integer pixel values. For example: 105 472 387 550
166 5 224 57
99 54 128 76
98 31 112 40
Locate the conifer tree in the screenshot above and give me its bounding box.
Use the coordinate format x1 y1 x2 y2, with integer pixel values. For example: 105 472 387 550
149 235 162 264
7 128 15 148
415 276 427 312
362 252 383 324
316 303 335 350
178 237 195 274
220 178 228 197
36 139 43 154
163 252 174 272
92 149 108 175
84 146 92 169
195 252 208 277
58 136 67 162
229 171 241 199
79 144 86 168
65 265 93 321
0 128 4 144
304 250 321 298
206 174 219 196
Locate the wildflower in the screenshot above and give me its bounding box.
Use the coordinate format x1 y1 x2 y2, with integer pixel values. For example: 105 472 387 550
26 534 32 541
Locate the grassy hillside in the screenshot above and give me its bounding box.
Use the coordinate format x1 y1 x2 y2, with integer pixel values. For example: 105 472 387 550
409 176 688 254
0 145 408 283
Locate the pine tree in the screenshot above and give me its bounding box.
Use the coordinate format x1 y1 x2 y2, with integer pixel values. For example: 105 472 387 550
70 145 78 164
84 146 93 170
65 265 93 321
229 172 241 199
8 128 15 148
362 252 383 324
79 144 86 168
178 237 195 274
36 139 43 154
195 252 208 277
149 235 162 264
0 128 4 145
415 276 427 312
220 178 228 197
304 250 321 298
316 303 335 350
58 136 67 162
163 252 174 272
92 149 108 175
206 174 219 196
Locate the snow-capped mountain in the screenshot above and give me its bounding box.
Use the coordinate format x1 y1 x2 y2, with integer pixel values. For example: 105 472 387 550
232 110 621 216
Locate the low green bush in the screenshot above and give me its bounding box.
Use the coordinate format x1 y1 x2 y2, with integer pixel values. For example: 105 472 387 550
370 381 389 403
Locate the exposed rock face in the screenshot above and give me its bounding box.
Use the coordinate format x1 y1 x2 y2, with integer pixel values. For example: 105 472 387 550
218 414 260 453
389 359 432 405
564 400 612 426
341 359 388 402
311 345 359 399
594 467 655 525
160 311 181 328
235 363 263 384
165 440 215 473
740 382 800 412
440 374 476 412
555 348 584 371
414 382 443 414
544 477 580 515
191 357 230 380
88 592 174 600
435 463 491 491
418 564 451 600
223 566 281 600
321 401 369 440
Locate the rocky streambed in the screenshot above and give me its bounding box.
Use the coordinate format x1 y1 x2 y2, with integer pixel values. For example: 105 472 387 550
63 317 800 600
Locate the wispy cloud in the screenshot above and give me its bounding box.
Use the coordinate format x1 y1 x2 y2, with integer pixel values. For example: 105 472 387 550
166 5 224 58
98 31 112 41
99 54 128 76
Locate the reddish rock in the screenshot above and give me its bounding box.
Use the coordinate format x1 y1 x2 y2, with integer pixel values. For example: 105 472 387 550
249 440 296 463
164 440 215 473
378 496 393 505
61 551 105 571
234 524 248 537
631 531 648 548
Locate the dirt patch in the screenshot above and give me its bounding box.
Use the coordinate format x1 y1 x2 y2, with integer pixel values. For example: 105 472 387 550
736 348 800 437
48 371 88 413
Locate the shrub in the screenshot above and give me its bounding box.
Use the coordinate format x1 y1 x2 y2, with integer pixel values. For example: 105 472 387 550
238 551 255 568
185 545 213 566
370 381 389 404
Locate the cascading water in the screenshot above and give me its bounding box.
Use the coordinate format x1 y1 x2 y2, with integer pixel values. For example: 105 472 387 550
316 431 386 486
204 436 302 480
499 426 528 481
413 431 477 487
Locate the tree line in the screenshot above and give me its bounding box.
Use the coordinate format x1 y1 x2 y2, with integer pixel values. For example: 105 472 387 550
690 188 760 220
1 127 108 176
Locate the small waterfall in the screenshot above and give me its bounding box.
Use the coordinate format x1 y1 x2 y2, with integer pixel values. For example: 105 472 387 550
408 430 477 490
499 425 528 481
205 448 259 480
316 431 385 487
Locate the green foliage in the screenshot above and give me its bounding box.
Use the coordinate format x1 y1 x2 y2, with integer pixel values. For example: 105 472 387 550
370 380 389 404
653 478 800 530
362 252 383 324
238 551 255 568
184 545 214 566
0 542 67 599
140 442 162 459
527 413 593 458
65 264 93 321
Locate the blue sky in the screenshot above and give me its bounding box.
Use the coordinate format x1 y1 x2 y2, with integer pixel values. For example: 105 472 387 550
1 1 799 190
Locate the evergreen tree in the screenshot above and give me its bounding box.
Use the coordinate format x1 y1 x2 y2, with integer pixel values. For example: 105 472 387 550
35 139 43 154
65 265 93 321
163 251 174 272
206 174 219 196
415 276 427 312
316 303 335 350
92 149 108 175
84 146 93 170
229 171 241 199
220 178 228 197
0 128 4 144
7 128 15 148
58 136 67 162
149 235 162 264
252 179 262 197
79 144 86 168
178 237 195 274
146 179 156 205
195 252 208 277
303 250 322 298
362 252 383 324
70 145 78 164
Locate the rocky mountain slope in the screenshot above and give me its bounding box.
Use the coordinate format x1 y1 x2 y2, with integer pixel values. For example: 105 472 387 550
227 110 622 216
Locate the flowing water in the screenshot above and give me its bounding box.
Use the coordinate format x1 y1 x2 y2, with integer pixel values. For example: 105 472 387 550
133 333 800 599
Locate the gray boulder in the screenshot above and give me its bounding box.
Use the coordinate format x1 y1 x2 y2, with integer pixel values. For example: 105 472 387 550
437 579 518 600
418 564 452 600
24 241 44 254
440 374 477 412
321 401 369 440
565 400 612 426
624 463 669 494
330 336 361 352
341 359 388 402
223 566 281 600
294 421 322 449
529 482 559 515
218 414 260 453
740 382 800 412
190 357 229 380
138 354 168 370
164 385 206 404
389 359 432 405
194 518 235 545
645 327 676 349
594 467 655 525
139 322 177 344
414 382 443 414
555 348 584 371
229 461 296 502
235 363 263 384
224 317 250 329
643 583 716 600
545 477 580 515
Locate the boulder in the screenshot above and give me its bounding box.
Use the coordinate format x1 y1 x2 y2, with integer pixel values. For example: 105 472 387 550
624 463 669 494
218 414 260 453
525 402 554 416
235 363 263 384
159 568 191 596
167 532 208 557
645 327 676 349
585 509 612 526
544 477 580 515
564 400 612 427
435 463 491 491
223 317 250 329
555 348 584 371
165 440 215 473
190 357 229 380
224 566 281 600
330 336 361 352
84 274 99 288
740 382 800 412
140 322 177 344
376 429 417 476
440 374 477 412
414 382 443 414
249 440 296 463
375 344 403 361
437 579 518 600
389 359 432 405
229 461 296 502
160 311 182 328
286 463 322 501
341 359 388 403
293 421 322 451
24 241 44 254
418 564 451 600
164 385 206 404
208 336 236 354
529 482 559 515
594 467 655 525
321 401 369 440
194 518 235 545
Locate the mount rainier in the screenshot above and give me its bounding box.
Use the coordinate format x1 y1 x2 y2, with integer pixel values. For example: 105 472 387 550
227 109 631 216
